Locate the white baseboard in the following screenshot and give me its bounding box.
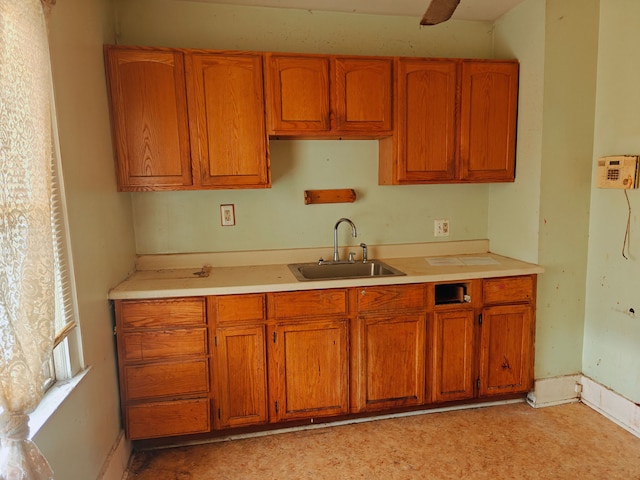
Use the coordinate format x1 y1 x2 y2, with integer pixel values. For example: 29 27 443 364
97 431 132 480
526 374 582 407
580 375 640 439
528 374 640 439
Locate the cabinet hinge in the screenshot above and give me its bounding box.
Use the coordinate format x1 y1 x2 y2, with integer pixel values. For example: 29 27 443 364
217 408 221 419
113 325 117 336
275 401 279 414
214 336 218 347
476 378 480 390
478 313 483 325
273 331 277 343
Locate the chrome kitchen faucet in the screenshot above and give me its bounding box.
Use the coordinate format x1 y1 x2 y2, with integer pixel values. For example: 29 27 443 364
333 218 357 262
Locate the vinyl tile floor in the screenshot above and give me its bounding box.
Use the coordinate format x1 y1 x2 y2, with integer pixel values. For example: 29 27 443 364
125 402 640 479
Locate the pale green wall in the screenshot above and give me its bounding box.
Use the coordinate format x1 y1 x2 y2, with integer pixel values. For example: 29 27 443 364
115 0 496 254
534 0 599 378
491 0 599 380
33 1 137 479
584 0 640 402
490 0 545 264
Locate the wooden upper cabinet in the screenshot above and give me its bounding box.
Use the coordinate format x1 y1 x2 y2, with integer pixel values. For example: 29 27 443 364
460 61 519 182
265 54 331 133
380 58 519 185
265 53 393 137
104 47 193 190
186 52 270 188
383 59 458 183
334 57 393 133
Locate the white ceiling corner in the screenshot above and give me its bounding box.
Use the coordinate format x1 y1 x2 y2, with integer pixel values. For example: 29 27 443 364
179 0 526 22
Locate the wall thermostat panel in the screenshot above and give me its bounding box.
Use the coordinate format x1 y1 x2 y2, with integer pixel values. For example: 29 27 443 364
596 155 639 189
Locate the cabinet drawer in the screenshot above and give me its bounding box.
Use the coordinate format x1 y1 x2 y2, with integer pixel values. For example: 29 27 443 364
270 289 347 318
126 398 210 440
121 328 207 362
124 360 209 400
358 284 426 312
119 298 206 329
483 276 534 305
213 294 265 324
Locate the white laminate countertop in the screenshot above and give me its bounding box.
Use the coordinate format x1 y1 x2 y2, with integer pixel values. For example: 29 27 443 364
108 242 544 300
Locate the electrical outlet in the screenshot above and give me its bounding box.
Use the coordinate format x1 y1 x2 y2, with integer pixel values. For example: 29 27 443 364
220 204 235 226
434 218 450 237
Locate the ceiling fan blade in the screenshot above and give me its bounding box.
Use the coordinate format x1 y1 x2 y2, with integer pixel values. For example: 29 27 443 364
420 0 461 25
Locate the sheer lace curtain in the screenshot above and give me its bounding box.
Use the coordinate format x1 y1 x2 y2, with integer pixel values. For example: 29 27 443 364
0 0 58 479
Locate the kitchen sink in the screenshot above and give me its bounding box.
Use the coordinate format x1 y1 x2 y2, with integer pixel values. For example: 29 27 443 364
288 260 405 282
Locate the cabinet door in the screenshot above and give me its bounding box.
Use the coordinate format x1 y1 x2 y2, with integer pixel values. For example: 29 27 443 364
265 54 331 134
459 61 518 182
214 325 268 429
358 313 426 411
479 304 532 396
187 53 270 188
334 57 393 133
397 59 458 183
269 319 349 422
430 309 476 403
104 47 192 190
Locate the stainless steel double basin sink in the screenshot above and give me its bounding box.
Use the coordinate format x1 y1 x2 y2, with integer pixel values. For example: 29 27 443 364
288 260 405 282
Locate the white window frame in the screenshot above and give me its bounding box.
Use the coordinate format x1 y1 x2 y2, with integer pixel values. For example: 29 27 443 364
43 83 84 388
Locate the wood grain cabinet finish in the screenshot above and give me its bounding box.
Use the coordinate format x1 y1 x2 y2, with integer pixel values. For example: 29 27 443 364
355 285 427 411
268 289 350 422
380 58 519 185
186 52 270 189
114 276 536 441
430 308 476 403
460 61 519 182
265 53 393 137
479 276 535 396
104 46 270 191
209 294 268 429
115 297 210 440
104 47 193 190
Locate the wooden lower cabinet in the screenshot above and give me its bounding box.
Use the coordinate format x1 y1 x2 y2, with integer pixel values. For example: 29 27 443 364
357 313 426 410
479 304 533 396
114 297 211 440
269 319 349 421
115 275 536 441
430 309 476 403
214 325 268 429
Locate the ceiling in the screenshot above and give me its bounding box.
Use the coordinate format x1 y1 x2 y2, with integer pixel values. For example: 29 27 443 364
183 0 526 22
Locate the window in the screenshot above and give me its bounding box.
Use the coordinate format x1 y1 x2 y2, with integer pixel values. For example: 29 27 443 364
43 96 84 388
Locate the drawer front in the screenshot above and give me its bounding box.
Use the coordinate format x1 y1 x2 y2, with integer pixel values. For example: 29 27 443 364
483 276 534 305
119 297 206 329
358 284 426 312
126 398 210 440
121 328 208 362
270 289 347 318
124 360 209 400
214 294 266 323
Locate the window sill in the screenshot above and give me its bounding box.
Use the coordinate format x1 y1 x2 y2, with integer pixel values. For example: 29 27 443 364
29 366 92 439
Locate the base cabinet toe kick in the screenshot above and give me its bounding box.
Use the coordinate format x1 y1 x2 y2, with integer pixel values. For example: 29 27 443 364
113 275 536 443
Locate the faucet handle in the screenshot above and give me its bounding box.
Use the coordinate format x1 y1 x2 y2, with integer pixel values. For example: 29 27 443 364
348 252 356 263
360 243 368 263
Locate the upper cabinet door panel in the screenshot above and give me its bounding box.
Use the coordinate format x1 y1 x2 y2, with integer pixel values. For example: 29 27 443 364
104 47 193 190
397 59 458 182
460 61 519 182
334 57 393 133
187 53 270 188
265 54 331 133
